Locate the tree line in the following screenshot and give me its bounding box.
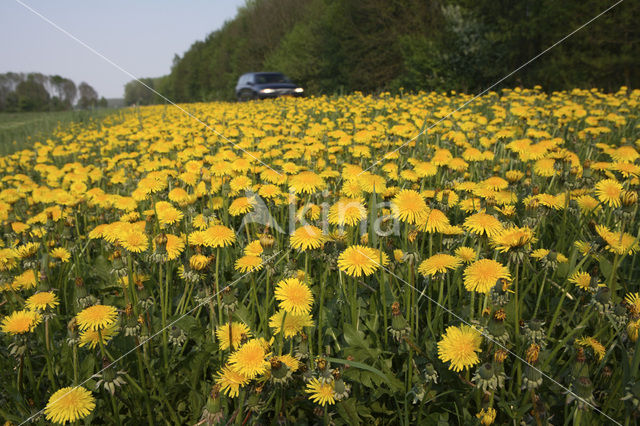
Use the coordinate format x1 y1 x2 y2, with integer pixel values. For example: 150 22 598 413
0 72 107 112
125 0 640 104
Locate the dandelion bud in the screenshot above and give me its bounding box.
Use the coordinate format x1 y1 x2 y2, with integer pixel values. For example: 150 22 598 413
294 332 309 360
389 308 410 341
316 358 327 371
259 233 275 248
391 301 401 316
155 233 168 248
189 254 210 271
622 190 638 207
526 344 540 364
475 407 497 425
360 232 369 245
221 287 238 313
488 311 509 344
494 349 508 363
571 376 595 410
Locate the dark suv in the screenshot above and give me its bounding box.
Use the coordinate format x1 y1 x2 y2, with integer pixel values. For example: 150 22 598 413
235 72 304 101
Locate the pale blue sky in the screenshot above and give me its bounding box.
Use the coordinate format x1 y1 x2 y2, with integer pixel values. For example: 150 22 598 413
0 0 246 98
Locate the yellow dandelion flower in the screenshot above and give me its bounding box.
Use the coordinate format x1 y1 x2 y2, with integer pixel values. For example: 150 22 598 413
216 365 251 398
216 322 252 351
575 336 606 361
188 230 208 246
341 179 363 198
463 212 503 237
12 269 37 290
165 234 185 260
274 278 313 314
328 198 367 227
25 291 59 311
437 324 482 372
244 240 263 256
204 225 236 248
258 184 283 199
228 339 270 379
234 255 263 273
530 248 549 259
189 254 210 271
505 170 524 183
391 189 428 224
269 310 314 337
50 247 71 263
594 178 623 208
11 221 29 234
627 319 640 342
476 407 497 425
168 187 193 205
624 293 640 316
1 310 41 334
575 195 601 214
119 230 149 253
229 197 255 216
418 254 462 277
79 323 118 349
17 242 39 258
463 259 511 293
272 354 300 372
569 271 598 291
76 304 118 331
305 378 336 406
415 208 450 233
290 225 325 251
337 245 389 277
155 201 184 227
44 386 95 424
455 246 477 264
490 226 536 252
595 225 639 255
289 171 325 194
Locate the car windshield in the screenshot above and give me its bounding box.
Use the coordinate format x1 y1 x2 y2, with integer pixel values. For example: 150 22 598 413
254 73 291 84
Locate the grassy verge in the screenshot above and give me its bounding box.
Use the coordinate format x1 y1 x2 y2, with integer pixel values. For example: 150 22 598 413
0 109 118 156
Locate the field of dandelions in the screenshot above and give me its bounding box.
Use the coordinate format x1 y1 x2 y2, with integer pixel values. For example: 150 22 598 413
1 87 639 425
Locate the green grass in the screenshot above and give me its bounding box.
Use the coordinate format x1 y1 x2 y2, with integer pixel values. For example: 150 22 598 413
0 109 118 156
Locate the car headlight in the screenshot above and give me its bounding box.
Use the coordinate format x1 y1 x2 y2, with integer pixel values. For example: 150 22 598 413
294 88 304 93
260 88 275 94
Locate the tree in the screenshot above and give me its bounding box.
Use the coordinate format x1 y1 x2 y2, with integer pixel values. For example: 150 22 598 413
124 78 156 105
49 75 77 109
15 76 50 111
77 82 98 109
